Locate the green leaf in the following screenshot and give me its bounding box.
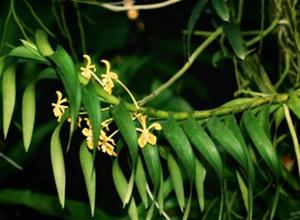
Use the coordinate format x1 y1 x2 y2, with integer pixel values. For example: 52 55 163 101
112 159 139 219
183 191 192 220
167 153 185 211
157 173 165 214
50 123 66 208
22 82 36 152
186 0 208 55
82 83 102 150
288 94 300 120
212 0 230 21
206 117 248 172
35 29 54 56
223 23 247 60
223 115 255 185
257 105 271 139
112 158 128 205
236 171 249 211
79 142 96 216
49 46 81 147
9 46 48 63
163 116 195 180
142 144 161 190
111 102 138 164
2 65 16 138
195 159 206 212
0 56 6 79
182 117 223 179
135 157 148 208
243 110 281 179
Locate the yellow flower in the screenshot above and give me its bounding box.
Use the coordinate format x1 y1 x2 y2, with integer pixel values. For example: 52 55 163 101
82 118 94 150
80 54 96 80
99 130 117 157
136 114 161 148
51 91 68 122
81 118 117 156
100 59 118 95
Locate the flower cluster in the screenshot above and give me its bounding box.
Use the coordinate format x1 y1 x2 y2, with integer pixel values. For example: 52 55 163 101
51 55 162 157
80 55 118 95
81 118 117 157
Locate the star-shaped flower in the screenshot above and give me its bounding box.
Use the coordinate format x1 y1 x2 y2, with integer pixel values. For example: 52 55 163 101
80 54 96 80
51 91 68 122
100 59 118 95
136 114 161 148
99 130 117 157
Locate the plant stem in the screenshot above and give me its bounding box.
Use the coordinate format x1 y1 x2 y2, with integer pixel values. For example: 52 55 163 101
138 27 223 106
94 78 300 120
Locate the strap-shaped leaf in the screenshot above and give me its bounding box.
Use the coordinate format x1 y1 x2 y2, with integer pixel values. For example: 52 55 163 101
182 117 223 179
2 65 16 138
223 22 247 60
82 83 101 150
223 115 255 185
135 156 148 208
243 110 281 179
111 102 138 164
206 117 248 175
257 105 271 139
195 159 206 212
35 30 54 56
0 56 6 78
22 82 36 152
223 115 254 219
79 142 96 216
142 144 161 190
186 0 208 55
112 159 139 219
163 116 195 180
212 0 230 22
167 153 185 211
49 46 81 144
9 46 48 64
50 123 66 208
236 171 249 211
288 94 300 120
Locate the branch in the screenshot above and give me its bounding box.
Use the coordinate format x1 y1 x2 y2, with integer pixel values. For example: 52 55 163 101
72 0 182 11
93 79 300 120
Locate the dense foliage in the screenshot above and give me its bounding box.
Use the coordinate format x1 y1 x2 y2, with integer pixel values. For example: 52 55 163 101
1 0 300 219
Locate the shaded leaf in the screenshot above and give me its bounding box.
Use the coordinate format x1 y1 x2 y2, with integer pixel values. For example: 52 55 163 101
288 94 300 120
112 159 139 219
236 171 249 211
2 65 16 138
135 157 148 208
223 23 247 60
212 0 230 22
186 0 208 55
50 123 66 208
257 105 271 139
207 116 248 170
22 82 36 152
79 142 96 216
142 144 161 189
163 116 195 180
9 46 48 63
49 46 81 146
182 117 223 179
0 56 6 78
167 153 185 211
111 102 138 164
82 83 101 150
243 110 281 179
